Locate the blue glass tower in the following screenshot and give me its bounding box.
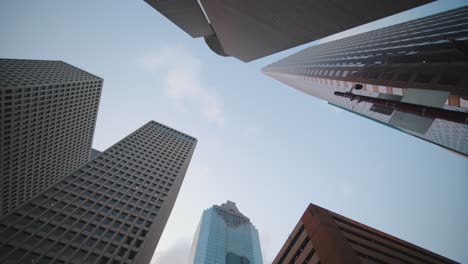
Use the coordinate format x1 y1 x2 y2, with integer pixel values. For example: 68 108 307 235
189 201 263 264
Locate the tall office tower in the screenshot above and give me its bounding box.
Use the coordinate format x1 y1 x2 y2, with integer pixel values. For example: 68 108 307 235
144 0 433 62
0 59 103 216
263 6 468 156
0 121 197 264
274 203 458 264
189 201 263 264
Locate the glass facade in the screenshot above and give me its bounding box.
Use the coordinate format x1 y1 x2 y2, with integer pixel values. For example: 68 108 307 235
189 201 262 264
263 6 468 156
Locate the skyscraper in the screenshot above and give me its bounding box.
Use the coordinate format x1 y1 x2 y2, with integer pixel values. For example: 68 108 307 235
144 0 433 62
0 59 103 216
274 203 458 264
263 6 468 156
0 121 197 264
190 201 263 264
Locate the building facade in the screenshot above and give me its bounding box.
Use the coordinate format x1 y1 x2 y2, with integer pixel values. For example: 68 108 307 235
0 121 197 264
0 59 103 216
145 0 433 62
263 6 468 156
274 203 458 264
190 201 263 264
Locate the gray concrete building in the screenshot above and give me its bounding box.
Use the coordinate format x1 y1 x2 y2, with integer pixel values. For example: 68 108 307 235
0 59 103 217
90 149 102 160
0 120 197 264
144 0 433 62
263 6 468 156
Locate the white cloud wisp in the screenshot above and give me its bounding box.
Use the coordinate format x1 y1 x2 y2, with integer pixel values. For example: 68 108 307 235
141 46 224 125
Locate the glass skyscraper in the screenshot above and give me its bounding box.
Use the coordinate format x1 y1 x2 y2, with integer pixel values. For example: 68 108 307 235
189 201 262 264
263 6 468 156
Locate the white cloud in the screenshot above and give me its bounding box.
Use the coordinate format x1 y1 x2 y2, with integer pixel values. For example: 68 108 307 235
259 231 274 264
151 239 191 264
141 46 224 125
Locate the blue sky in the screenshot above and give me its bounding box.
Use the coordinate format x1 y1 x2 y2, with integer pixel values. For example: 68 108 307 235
1 0 467 263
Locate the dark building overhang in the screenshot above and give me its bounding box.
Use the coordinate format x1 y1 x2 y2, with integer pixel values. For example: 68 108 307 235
204 34 229 57
145 0 434 62
144 0 213 38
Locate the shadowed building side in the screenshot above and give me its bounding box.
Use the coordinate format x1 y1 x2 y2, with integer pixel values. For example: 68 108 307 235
144 0 213 38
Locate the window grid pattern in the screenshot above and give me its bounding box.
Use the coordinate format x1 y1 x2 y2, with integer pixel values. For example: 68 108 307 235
262 6 468 156
265 6 468 68
0 121 196 264
275 225 318 264
0 59 101 88
263 6 468 96
331 215 456 264
0 59 103 216
273 204 456 264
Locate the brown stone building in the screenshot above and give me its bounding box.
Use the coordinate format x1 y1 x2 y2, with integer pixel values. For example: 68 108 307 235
273 203 458 264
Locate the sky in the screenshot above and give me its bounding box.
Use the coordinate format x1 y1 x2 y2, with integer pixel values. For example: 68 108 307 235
0 0 467 263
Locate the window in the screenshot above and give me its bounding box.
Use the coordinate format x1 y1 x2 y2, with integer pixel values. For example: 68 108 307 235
71 250 88 263
106 244 117 254
74 234 87 244
95 227 106 236
23 235 41 248
84 253 99 263
84 223 96 233
85 238 97 248
62 246 76 260
116 233 124 241
104 231 114 240
125 236 133 245
50 242 66 254
8 248 28 261
95 241 106 251
63 231 77 241
103 218 112 226
51 227 66 238
117 247 127 257
41 224 55 234
128 251 137 260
